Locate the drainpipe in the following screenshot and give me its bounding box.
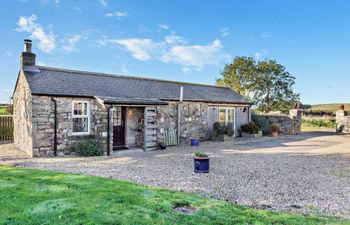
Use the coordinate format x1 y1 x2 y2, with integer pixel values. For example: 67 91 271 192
107 105 112 156
51 97 57 156
177 86 183 144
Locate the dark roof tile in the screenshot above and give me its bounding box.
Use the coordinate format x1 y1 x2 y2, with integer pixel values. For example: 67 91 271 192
25 66 250 104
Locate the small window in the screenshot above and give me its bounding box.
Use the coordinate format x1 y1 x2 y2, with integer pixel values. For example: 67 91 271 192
113 107 122 126
72 101 90 135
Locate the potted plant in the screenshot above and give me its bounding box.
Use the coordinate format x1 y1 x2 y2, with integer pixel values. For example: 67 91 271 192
158 141 167 150
270 124 280 137
194 152 209 173
191 131 200 146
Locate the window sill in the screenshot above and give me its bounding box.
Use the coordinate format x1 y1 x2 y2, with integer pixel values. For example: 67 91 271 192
72 132 91 136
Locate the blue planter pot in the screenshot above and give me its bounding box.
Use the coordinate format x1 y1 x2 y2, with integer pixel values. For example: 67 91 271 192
194 157 209 173
191 138 200 146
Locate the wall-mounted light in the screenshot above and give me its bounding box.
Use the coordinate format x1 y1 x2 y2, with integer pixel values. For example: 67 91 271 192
243 107 247 112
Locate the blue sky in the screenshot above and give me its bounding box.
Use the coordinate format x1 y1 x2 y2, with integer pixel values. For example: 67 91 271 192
1 0 350 104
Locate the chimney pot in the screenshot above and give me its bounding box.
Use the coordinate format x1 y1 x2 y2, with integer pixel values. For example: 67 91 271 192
24 39 32 53
20 39 36 69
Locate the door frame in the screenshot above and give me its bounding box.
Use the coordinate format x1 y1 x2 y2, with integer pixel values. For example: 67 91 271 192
112 106 126 148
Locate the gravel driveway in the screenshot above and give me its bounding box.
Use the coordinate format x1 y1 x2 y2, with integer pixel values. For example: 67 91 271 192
1 132 350 219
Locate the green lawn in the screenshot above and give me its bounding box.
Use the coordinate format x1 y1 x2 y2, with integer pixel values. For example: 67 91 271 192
0 166 346 225
0 107 8 115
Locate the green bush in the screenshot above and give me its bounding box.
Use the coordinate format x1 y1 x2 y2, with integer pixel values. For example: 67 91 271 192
212 122 234 136
241 122 260 134
252 115 272 135
270 123 280 132
302 119 336 128
72 140 104 157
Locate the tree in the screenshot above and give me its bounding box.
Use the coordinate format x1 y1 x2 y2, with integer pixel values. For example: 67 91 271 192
255 60 300 112
216 57 257 96
216 57 299 113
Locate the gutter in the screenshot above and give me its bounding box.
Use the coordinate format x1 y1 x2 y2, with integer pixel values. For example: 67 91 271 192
51 97 58 156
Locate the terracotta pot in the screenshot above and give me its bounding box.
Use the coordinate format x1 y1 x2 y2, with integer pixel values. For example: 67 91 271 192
272 131 279 137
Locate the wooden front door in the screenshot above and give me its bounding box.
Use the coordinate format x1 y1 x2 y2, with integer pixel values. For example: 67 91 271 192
113 107 126 147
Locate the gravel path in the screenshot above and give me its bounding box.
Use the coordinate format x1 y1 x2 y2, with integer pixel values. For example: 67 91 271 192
1 132 350 219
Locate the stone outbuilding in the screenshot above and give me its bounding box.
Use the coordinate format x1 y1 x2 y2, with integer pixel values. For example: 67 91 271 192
13 40 252 157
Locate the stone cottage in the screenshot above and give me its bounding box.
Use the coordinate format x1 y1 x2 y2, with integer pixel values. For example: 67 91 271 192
13 40 252 157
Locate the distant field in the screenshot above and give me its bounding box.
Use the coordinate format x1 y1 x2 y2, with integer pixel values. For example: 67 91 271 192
0 107 7 115
303 103 350 111
0 106 12 115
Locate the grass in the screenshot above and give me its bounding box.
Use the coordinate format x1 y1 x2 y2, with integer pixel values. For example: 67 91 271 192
0 107 8 115
0 166 347 225
302 118 336 129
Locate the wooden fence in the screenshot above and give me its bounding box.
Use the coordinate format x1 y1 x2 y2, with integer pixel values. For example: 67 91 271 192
0 115 13 140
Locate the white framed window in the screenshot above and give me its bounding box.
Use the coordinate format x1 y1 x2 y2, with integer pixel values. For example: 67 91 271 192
219 107 235 126
72 101 90 135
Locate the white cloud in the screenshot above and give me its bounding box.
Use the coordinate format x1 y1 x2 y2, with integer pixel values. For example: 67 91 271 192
254 52 261 60
164 32 187 45
161 39 226 71
101 32 229 72
61 34 81 52
99 0 108 7
158 24 170 30
5 51 12 56
104 11 128 19
16 15 56 53
73 6 82 12
113 38 165 61
261 32 272 39
54 0 60 7
254 49 269 60
220 27 230 37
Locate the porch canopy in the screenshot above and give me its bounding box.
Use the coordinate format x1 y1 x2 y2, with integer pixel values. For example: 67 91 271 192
94 96 168 106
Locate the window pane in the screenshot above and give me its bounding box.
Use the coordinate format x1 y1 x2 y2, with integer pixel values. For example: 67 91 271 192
83 103 88 115
219 109 226 125
113 107 122 126
73 118 88 133
228 109 234 123
73 103 82 115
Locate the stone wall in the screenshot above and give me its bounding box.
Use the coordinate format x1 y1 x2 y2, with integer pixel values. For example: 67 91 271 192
13 71 33 157
336 110 350 134
156 101 209 144
31 96 108 156
252 109 302 135
125 107 144 148
156 102 178 144
179 102 209 143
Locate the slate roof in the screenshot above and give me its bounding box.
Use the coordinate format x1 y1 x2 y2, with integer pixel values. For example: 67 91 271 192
23 66 251 105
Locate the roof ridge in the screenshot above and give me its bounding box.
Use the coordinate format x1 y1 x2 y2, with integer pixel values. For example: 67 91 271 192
35 65 228 89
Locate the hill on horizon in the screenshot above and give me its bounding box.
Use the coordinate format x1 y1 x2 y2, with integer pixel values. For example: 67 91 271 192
302 103 350 111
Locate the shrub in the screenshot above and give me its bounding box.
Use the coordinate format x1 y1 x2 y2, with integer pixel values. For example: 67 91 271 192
270 124 280 132
195 152 208 158
213 122 221 135
226 122 234 136
302 118 336 128
241 122 260 134
72 140 104 157
252 115 271 135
